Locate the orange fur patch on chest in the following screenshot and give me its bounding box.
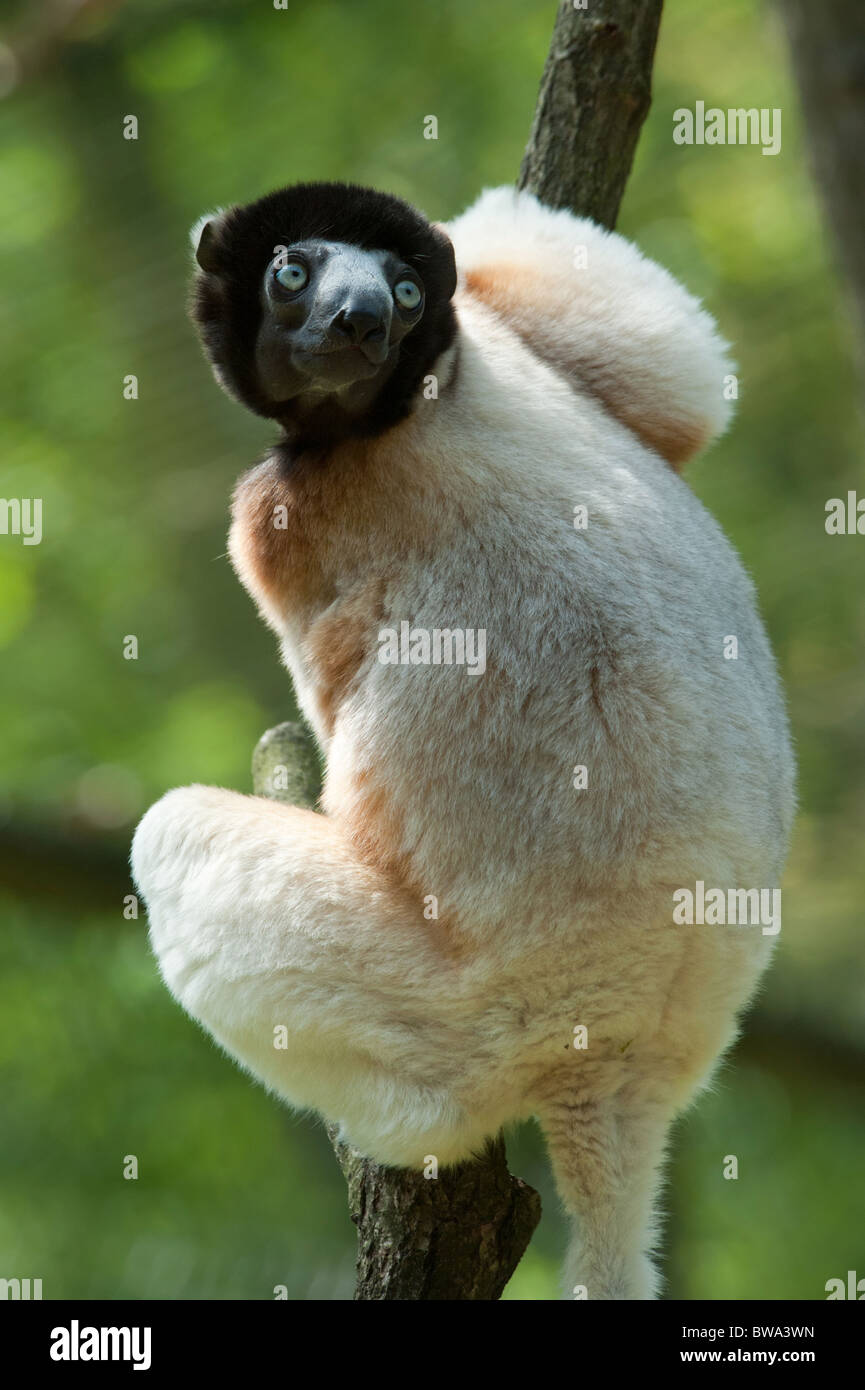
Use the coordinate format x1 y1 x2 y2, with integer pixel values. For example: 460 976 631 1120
229 441 382 625
228 406 448 634
302 578 386 737
229 458 327 623
229 442 423 738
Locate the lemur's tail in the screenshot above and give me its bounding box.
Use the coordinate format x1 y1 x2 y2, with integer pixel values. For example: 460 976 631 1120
448 186 734 470
540 1094 670 1300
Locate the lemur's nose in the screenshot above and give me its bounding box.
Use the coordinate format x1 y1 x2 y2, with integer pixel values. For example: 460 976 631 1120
333 305 387 344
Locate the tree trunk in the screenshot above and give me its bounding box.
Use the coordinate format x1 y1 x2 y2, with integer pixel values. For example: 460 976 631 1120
518 0 663 227
253 0 663 1299
778 0 865 390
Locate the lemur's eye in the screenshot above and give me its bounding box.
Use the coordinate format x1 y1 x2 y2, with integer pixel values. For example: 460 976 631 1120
275 261 309 292
394 279 422 311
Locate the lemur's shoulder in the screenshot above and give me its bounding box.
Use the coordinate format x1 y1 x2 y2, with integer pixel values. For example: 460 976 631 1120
446 187 734 469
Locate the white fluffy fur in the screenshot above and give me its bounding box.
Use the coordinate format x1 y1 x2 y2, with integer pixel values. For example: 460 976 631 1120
133 189 795 1300
448 187 734 464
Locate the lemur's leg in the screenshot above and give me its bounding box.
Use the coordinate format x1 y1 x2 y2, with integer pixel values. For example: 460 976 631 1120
541 1074 691 1301
131 784 485 1167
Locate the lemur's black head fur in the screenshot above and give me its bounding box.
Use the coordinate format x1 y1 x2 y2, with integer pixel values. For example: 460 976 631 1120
191 181 458 451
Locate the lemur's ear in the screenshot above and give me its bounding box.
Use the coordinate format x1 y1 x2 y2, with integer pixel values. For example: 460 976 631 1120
190 210 226 272
431 222 458 299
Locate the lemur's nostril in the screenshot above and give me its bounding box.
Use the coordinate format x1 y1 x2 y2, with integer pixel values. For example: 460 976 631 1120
334 306 386 344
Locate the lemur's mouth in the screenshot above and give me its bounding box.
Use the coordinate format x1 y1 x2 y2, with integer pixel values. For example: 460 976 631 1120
309 340 390 366
312 344 364 355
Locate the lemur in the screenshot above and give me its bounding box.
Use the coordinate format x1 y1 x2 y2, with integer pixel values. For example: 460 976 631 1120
132 181 795 1299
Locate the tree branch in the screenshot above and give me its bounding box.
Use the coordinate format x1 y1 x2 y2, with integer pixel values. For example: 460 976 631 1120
778 0 865 394
518 0 663 228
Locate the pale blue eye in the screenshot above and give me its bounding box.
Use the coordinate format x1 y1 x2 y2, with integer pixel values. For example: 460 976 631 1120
394 279 422 310
275 261 309 291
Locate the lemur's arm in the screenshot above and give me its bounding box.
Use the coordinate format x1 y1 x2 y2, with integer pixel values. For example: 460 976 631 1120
447 187 734 468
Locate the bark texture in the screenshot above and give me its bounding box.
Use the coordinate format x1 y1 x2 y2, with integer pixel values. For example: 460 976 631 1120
779 0 865 387
333 1131 541 1301
518 0 664 227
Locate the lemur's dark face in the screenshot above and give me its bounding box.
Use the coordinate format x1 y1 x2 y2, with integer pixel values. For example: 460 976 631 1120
191 181 458 450
255 239 424 406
